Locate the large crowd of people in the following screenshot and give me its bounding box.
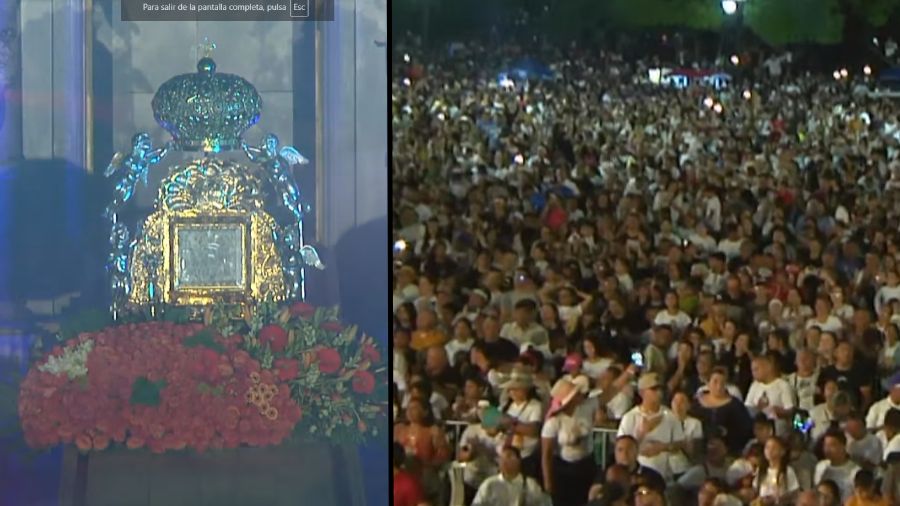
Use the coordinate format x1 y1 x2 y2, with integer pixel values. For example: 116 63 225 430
391 38 900 506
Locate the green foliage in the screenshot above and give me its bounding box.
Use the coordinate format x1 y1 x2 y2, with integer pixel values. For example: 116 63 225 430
847 0 900 27
58 309 111 343
130 377 166 406
182 328 226 353
393 0 900 47
607 0 724 31
745 0 844 46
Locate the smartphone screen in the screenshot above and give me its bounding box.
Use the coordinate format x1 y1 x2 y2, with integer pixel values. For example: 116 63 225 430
630 351 644 368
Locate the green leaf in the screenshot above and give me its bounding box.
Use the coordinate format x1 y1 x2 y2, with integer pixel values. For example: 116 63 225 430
161 306 192 324
130 377 166 406
182 328 226 353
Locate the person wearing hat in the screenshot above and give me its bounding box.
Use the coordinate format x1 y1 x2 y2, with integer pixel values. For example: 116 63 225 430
457 402 503 504
498 366 545 482
617 373 687 481
540 378 595 506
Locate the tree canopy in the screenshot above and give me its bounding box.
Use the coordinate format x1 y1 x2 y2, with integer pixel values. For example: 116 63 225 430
394 0 900 47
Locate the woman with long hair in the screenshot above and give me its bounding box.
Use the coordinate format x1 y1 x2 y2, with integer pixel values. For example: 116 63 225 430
393 397 451 504
752 436 799 505
581 333 614 380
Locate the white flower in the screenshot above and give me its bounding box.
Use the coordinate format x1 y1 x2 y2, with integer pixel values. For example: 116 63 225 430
38 340 93 380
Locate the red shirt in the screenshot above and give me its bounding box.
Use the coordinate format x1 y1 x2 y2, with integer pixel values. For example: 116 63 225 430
393 469 424 506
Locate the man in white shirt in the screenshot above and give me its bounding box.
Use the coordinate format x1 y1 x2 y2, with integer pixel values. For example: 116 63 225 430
500 299 550 356
866 375 900 438
814 431 861 503
617 373 686 480
785 349 819 412
473 446 551 506
745 355 795 435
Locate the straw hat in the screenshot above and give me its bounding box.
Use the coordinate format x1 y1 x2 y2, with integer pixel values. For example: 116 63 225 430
500 367 534 390
637 373 662 391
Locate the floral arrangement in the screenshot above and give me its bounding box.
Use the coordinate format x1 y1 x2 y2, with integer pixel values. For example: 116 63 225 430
17 303 387 454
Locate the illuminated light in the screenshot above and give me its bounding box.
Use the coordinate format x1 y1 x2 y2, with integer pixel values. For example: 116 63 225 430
436 113 445 121
833 71 841 80
403 53 410 63
713 103 723 114
874 37 880 46
730 54 740 65
703 97 714 108
864 65 872 76
722 0 737 15
394 240 407 252
648 68 662 84
514 154 524 165
840 68 848 78
402 78 411 86
743 90 752 100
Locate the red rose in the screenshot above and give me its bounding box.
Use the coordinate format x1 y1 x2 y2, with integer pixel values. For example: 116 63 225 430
289 302 316 319
259 325 289 353
316 347 342 374
274 358 300 382
361 343 381 364
351 370 375 394
320 321 344 333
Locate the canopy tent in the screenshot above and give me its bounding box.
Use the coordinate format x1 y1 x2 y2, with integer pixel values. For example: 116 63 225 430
498 57 557 83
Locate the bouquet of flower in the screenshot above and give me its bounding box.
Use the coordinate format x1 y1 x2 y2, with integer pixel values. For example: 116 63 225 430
17 304 387 453
238 302 387 444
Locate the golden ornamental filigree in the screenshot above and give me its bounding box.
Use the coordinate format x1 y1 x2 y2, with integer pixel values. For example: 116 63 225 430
159 158 265 213
128 158 285 307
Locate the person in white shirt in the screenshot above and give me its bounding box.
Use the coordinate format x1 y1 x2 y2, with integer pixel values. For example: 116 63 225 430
653 291 692 334
881 409 900 462
458 415 501 496
445 318 476 367
844 413 882 469
814 431 861 504
866 375 900 441
875 270 900 317
753 436 800 504
717 226 744 261
541 378 596 506
809 381 854 444
500 299 551 355
497 368 545 481
804 295 843 335
670 391 703 476
472 446 552 506
703 187 722 233
784 349 819 412
617 373 687 480
745 355 795 436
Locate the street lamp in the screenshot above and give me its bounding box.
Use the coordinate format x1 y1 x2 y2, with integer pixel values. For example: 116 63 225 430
722 0 738 15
